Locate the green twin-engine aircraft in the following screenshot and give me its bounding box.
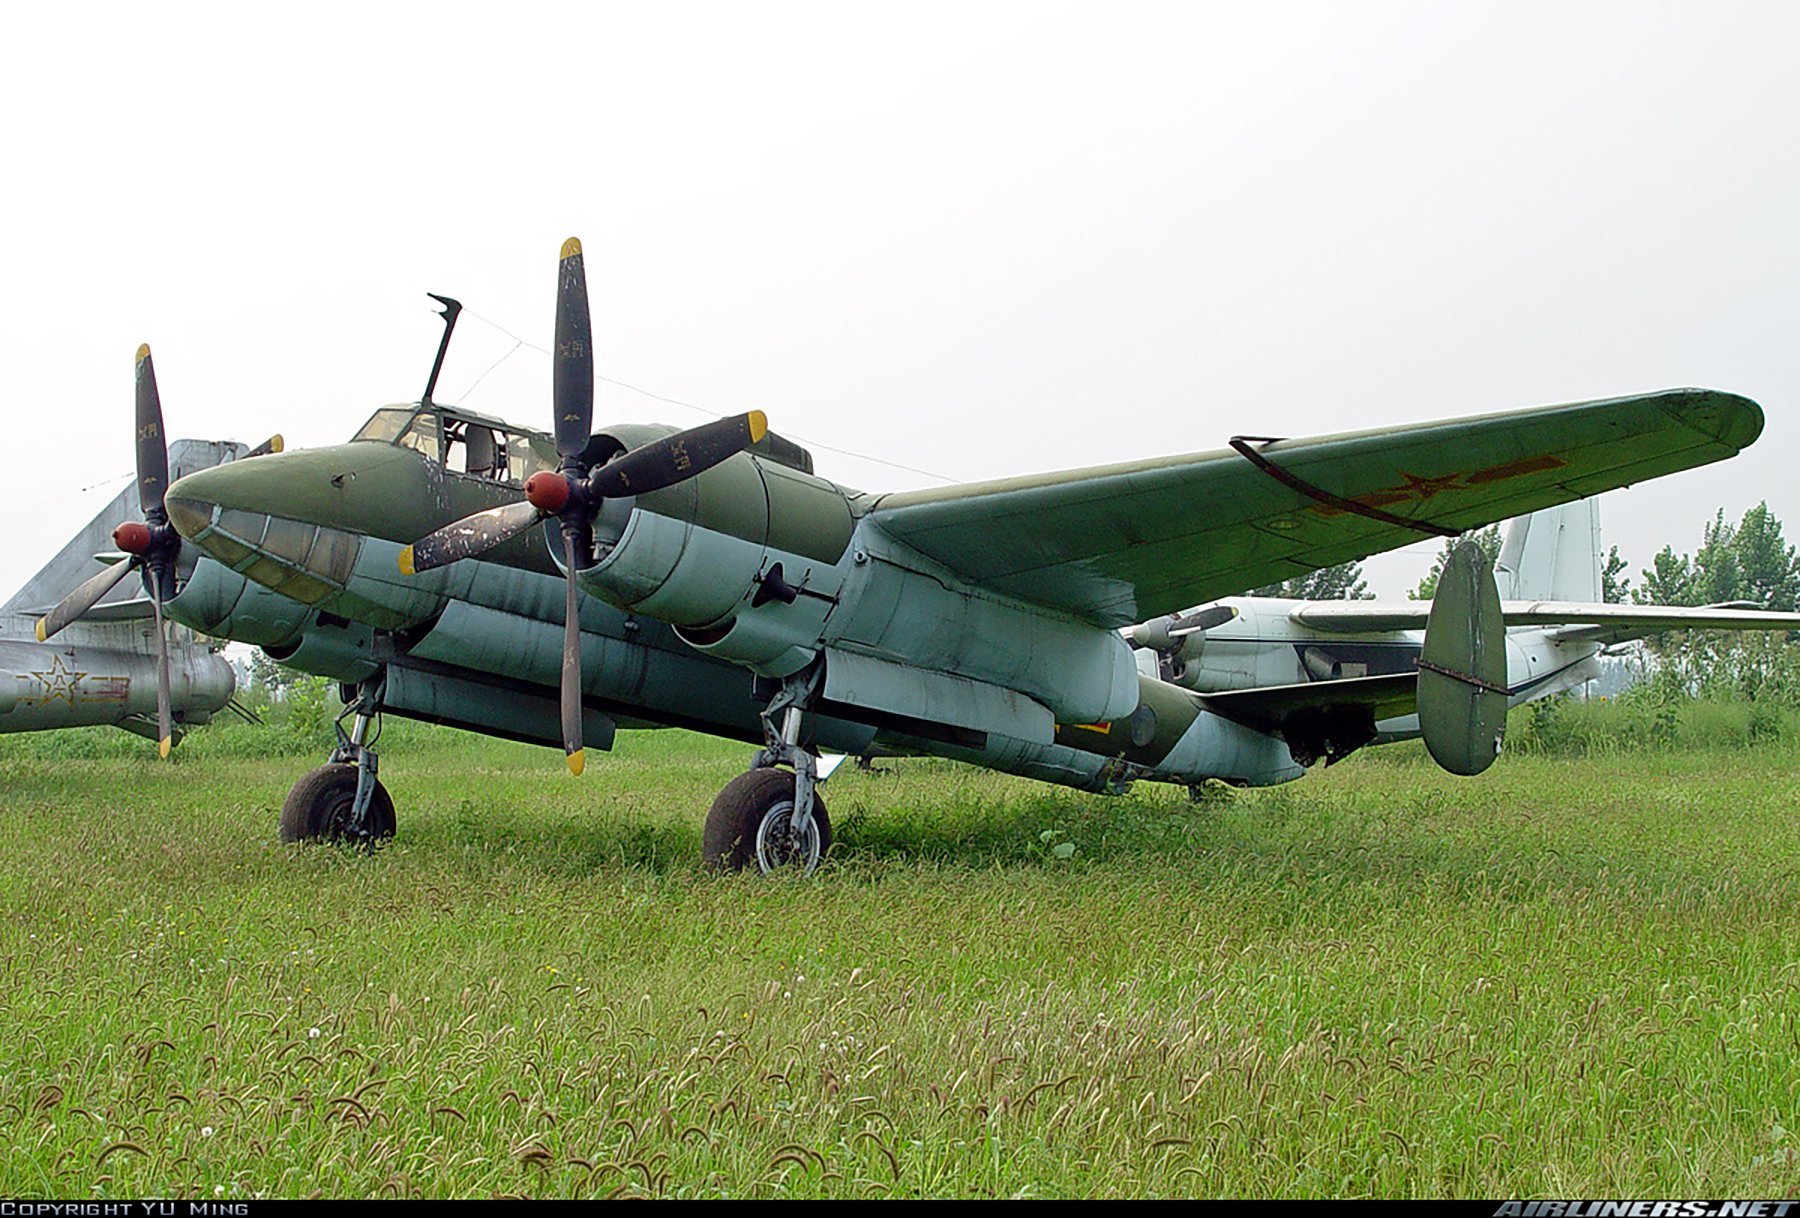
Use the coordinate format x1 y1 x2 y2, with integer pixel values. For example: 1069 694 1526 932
48 239 1767 873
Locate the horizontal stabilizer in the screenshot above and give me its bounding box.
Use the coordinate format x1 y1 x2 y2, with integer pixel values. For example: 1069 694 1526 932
18 590 163 623
1198 671 1417 735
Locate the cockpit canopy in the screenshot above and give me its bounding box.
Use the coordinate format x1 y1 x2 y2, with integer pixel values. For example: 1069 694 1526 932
350 402 821 485
351 404 558 485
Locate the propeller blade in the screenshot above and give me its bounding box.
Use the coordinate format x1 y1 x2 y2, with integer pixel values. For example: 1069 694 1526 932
244 434 284 459
561 530 585 776
1169 604 1238 637
143 551 178 605
35 558 139 642
588 411 769 500
400 500 544 575
553 237 594 461
135 345 170 519
151 594 173 759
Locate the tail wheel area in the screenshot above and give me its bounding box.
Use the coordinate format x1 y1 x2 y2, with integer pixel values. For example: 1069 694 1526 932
703 768 832 874
280 762 397 843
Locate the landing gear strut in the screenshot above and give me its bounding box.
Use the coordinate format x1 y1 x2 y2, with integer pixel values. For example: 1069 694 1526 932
703 665 834 873
280 673 395 844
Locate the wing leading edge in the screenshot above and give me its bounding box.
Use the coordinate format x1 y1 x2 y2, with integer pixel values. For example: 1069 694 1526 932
865 388 1761 627
1287 600 1800 643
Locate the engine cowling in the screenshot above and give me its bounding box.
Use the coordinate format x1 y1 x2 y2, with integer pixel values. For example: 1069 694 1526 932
171 559 311 650
576 437 1140 728
576 436 855 678
1127 603 1239 688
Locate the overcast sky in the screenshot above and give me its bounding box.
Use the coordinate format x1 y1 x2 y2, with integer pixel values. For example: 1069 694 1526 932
4 1 1794 600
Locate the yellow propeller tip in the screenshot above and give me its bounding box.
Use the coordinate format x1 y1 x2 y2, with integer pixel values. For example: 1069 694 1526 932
397 548 415 576
268 434 284 454
136 343 151 362
34 619 47 643
159 738 172 760
561 237 582 260
567 749 585 777
748 410 768 443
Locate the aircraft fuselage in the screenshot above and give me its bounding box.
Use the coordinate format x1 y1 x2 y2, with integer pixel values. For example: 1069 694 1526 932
0 632 233 735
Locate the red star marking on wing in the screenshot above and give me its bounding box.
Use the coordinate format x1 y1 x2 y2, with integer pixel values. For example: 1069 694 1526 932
1396 470 1464 501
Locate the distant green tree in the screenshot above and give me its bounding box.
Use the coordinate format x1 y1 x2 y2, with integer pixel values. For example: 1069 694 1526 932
1252 560 1373 600
1409 525 1502 601
1633 503 1800 705
1636 503 1800 610
1692 509 1744 606
1730 502 1800 611
1601 545 1630 604
1636 545 1696 607
248 649 301 695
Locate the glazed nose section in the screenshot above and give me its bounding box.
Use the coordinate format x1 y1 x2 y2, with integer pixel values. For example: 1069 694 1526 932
165 460 263 540
165 462 364 607
166 461 279 570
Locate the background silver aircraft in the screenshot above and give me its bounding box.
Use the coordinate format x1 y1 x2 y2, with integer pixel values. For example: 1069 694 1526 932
0 438 240 748
1125 499 1800 766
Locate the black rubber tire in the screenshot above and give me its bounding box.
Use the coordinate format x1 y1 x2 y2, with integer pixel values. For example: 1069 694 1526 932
702 768 832 873
279 763 397 843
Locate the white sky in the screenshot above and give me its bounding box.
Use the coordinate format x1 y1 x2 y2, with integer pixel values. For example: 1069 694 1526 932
3 1 1795 600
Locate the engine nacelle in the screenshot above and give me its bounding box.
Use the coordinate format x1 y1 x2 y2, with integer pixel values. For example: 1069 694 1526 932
1159 601 1302 692
576 439 1139 726
1128 604 1243 688
171 559 312 650
577 440 856 678
262 616 380 683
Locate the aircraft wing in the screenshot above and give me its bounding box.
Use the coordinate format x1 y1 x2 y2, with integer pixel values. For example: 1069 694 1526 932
864 388 1760 628
1543 604 1800 646
1288 599 1800 643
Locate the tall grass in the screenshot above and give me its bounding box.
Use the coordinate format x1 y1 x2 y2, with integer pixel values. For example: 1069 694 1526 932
0 711 1797 1197
1503 693 1795 757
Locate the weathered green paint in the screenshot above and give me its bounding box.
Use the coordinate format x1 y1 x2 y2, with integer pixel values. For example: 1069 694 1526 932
1417 541 1507 775
869 389 1763 627
762 460 856 564
383 665 617 753
261 614 379 683
169 441 564 579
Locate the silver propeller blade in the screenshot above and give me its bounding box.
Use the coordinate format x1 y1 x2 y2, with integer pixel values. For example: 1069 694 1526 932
36 558 139 642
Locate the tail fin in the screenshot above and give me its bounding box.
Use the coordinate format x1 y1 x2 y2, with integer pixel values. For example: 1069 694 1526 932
1493 499 1602 602
1 438 249 625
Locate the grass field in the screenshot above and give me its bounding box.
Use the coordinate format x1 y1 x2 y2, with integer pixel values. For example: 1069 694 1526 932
1 712 1798 1199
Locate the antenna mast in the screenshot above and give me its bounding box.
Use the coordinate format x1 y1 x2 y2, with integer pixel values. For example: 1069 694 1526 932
420 293 463 406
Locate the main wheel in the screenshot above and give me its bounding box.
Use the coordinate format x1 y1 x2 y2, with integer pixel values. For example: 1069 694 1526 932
703 768 832 874
279 763 397 843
